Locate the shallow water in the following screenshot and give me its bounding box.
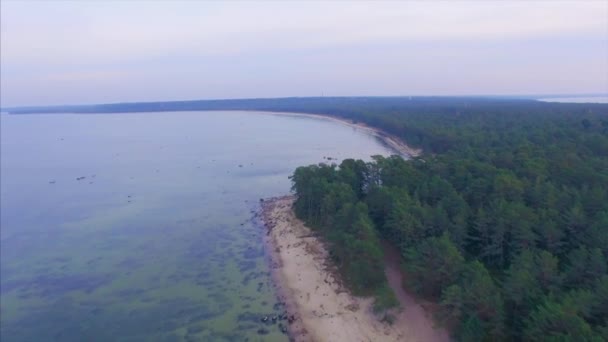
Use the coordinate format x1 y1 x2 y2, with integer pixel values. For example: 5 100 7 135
0 111 397 341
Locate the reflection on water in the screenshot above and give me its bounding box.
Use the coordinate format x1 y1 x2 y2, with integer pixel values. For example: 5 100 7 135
0 111 398 341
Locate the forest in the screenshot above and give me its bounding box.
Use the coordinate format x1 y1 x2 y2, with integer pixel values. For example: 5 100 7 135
290 101 608 341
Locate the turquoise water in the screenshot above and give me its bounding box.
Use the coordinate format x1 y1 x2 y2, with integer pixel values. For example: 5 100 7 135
0 111 397 341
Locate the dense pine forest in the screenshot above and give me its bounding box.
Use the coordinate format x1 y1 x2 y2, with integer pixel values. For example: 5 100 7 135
289 100 608 341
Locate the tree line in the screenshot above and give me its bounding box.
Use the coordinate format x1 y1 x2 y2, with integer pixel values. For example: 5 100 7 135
290 102 608 341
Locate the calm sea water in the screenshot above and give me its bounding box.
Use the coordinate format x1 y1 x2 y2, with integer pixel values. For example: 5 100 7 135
538 96 608 103
0 111 397 342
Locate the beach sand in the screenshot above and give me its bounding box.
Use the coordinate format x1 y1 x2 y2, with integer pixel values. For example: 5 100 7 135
262 196 449 342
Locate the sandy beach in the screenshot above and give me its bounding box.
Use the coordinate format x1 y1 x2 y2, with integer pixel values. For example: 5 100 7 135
262 196 449 342
262 111 422 158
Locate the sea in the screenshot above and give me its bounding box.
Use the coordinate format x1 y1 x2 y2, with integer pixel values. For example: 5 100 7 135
537 96 608 103
0 111 399 342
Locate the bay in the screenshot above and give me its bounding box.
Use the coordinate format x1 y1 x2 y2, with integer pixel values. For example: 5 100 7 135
0 111 398 341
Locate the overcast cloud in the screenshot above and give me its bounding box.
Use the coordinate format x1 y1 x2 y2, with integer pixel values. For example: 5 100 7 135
1 1 607 106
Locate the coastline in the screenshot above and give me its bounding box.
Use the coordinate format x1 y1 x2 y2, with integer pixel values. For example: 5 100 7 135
7 108 421 158
260 111 422 158
261 196 449 342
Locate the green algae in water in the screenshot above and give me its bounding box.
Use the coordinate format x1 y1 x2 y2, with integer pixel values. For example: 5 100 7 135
0 111 399 341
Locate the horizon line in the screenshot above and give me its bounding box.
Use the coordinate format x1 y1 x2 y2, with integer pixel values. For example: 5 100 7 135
4 92 608 110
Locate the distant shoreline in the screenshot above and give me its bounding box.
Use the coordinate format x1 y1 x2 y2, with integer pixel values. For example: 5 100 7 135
257 111 422 158
5 108 422 158
261 196 449 342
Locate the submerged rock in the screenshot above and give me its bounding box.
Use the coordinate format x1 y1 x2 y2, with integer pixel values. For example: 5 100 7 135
272 301 286 311
256 328 269 335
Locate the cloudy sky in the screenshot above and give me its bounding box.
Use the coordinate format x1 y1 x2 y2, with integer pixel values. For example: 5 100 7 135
1 1 607 106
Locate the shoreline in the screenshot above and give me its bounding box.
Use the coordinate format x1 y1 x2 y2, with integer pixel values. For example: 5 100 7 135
7 108 421 158
257 111 422 158
261 196 449 342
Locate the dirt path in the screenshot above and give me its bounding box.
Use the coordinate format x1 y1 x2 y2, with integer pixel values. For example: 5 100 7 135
383 242 450 342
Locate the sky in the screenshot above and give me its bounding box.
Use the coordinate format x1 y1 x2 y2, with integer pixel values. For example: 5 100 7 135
1 1 607 107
